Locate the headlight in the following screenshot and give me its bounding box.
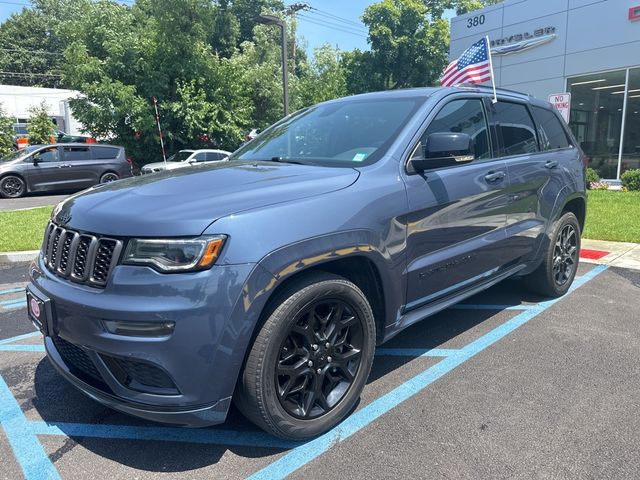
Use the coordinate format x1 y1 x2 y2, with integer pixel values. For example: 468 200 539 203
122 236 226 272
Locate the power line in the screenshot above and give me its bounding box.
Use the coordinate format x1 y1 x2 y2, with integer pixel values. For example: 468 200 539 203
297 14 367 38
308 7 367 30
0 1 31 5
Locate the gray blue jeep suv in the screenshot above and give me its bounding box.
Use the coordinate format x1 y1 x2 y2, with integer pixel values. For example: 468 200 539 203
27 86 586 440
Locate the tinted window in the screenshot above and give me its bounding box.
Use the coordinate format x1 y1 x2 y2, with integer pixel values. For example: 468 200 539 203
33 147 59 163
233 97 426 166
191 152 206 162
206 152 225 161
62 146 90 161
92 146 119 160
418 98 491 161
494 102 538 156
531 106 571 151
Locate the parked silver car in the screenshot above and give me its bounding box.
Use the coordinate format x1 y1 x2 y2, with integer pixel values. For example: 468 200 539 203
0 143 131 198
141 149 232 174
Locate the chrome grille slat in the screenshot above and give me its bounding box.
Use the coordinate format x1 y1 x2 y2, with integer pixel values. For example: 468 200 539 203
42 222 121 288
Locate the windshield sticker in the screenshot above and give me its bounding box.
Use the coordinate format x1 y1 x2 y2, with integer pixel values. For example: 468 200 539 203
353 153 368 162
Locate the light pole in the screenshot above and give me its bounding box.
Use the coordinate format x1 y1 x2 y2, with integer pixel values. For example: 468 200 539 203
256 14 289 117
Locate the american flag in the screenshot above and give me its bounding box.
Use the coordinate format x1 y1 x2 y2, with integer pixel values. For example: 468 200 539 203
440 37 493 87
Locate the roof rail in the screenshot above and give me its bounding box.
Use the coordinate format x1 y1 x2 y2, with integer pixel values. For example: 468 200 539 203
454 83 532 98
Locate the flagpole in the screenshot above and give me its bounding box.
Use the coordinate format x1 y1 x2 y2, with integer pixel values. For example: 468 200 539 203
152 96 167 163
485 35 498 104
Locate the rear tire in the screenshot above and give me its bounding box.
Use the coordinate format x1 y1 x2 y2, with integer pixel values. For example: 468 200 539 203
0 175 26 198
100 172 119 184
235 272 376 440
523 212 581 297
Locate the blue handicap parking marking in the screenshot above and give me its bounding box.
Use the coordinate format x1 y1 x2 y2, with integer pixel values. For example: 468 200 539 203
0 265 607 480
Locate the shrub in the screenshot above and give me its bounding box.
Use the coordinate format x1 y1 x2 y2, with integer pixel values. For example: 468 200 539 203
585 167 600 189
27 101 55 145
621 169 640 191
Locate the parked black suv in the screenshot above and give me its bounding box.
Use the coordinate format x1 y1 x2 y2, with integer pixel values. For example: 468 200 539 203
0 144 132 198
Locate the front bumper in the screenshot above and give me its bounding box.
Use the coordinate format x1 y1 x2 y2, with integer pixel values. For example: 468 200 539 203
28 254 263 426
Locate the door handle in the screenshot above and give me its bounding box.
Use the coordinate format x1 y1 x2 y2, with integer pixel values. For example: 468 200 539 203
484 171 505 183
57 164 72 168
545 160 558 169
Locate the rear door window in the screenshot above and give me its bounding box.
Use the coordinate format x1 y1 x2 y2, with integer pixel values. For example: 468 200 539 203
92 146 120 160
531 106 572 151
493 102 538 156
191 152 206 162
62 146 91 162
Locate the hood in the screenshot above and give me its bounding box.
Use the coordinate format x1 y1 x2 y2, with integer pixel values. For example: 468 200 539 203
141 161 173 171
54 161 360 236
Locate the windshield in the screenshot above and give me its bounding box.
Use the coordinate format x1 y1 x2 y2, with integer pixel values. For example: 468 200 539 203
232 97 426 167
171 151 193 162
0 146 39 163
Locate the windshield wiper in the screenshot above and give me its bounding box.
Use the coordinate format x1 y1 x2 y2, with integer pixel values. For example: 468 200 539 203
269 156 305 165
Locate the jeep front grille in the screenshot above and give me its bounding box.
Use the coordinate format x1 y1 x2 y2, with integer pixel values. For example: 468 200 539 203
42 222 123 287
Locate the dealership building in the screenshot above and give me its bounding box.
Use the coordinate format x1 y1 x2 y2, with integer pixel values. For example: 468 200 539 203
450 0 640 180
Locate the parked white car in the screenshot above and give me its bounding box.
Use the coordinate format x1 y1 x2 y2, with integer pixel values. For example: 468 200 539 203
141 149 232 174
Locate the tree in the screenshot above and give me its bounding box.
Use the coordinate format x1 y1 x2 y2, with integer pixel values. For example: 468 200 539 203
0 104 15 156
27 101 55 144
292 44 347 110
344 0 449 93
61 0 256 165
0 0 90 87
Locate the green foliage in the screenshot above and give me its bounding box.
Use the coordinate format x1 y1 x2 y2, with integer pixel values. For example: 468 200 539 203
586 167 600 188
0 104 14 156
0 0 91 87
343 0 449 93
621 169 640 191
292 44 347 110
26 101 55 144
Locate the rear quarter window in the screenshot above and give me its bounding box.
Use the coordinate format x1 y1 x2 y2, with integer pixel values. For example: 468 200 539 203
92 146 120 160
494 101 538 157
531 106 572 151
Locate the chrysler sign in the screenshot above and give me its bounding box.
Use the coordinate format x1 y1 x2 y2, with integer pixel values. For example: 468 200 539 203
490 27 557 55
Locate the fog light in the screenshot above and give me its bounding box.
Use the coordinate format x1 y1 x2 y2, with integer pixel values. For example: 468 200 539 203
103 320 175 337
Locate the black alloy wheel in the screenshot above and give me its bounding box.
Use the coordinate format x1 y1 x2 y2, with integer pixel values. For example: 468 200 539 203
0 175 26 198
235 272 376 440
523 211 581 297
275 298 364 419
552 224 578 286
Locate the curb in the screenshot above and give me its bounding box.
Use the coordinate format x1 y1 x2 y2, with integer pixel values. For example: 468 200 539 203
0 251 39 265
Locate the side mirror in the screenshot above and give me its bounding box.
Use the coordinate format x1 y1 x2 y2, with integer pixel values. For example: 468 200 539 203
410 132 475 172
32 156 40 166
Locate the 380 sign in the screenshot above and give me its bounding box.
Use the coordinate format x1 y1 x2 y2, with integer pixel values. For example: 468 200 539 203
466 14 485 28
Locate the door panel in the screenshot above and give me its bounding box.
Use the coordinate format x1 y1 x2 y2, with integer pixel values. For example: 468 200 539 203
402 97 511 311
61 146 99 188
403 160 511 309
24 147 69 192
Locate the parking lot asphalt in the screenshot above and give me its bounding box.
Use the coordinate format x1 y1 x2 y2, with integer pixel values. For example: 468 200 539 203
0 194 69 212
1 261 639 479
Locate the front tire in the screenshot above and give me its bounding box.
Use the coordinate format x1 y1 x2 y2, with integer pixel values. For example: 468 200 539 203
235 272 376 440
0 175 26 198
523 212 581 297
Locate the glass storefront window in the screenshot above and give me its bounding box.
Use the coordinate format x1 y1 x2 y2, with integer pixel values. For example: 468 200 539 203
568 70 626 179
621 67 640 176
